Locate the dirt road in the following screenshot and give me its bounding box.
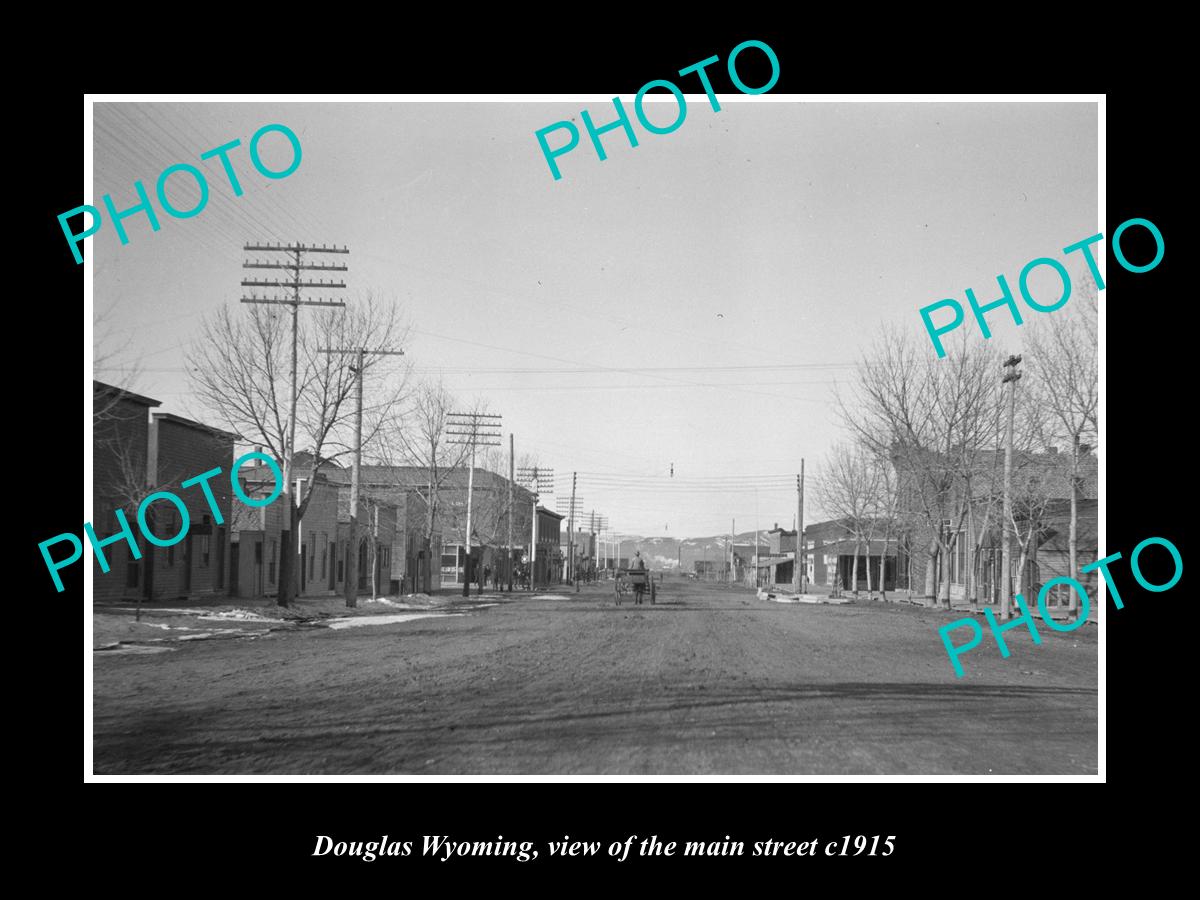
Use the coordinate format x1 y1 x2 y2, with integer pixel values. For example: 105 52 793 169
92 581 1098 774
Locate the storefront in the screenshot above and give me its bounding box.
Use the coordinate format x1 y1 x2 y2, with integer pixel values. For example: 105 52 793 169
440 543 467 587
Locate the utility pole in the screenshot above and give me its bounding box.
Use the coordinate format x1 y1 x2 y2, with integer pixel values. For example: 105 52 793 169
241 242 348 607
556 482 585 588
595 514 608 577
517 466 553 589
755 489 760 589
796 460 806 594
1001 355 1022 620
586 512 607 583
507 434 514 592
571 474 577 588
319 345 404 607
447 411 503 597
569 474 578 591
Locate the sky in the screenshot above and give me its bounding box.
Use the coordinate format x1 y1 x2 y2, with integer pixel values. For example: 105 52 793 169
91 99 1098 538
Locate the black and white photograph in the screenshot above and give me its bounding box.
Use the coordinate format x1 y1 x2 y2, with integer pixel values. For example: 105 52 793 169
80 94 1104 778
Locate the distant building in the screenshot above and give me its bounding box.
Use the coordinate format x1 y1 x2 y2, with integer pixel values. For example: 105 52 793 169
144 413 238 600
534 507 564 587
319 464 532 591
730 541 769 586
894 447 1099 602
693 559 730 580
561 527 596 581
230 463 340 599
92 382 238 603
803 519 899 592
335 489 397 599
92 382 161 603
766 525 797 556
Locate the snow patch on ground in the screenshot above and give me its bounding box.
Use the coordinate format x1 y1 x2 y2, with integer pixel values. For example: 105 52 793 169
95 643 175 655
360 598 435 610
325 612 462 630
108 607 204 616
759 589 851 605
198 609 286 622
532 594 570 601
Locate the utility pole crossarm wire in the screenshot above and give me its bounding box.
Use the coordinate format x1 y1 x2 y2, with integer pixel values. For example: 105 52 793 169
447 412 503 597
318 346 405 609
239 241 348 609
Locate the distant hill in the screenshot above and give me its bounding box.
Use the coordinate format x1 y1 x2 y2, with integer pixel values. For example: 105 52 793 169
612 532 770 571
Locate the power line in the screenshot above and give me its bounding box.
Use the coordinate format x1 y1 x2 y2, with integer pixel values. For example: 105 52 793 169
412 328 843 405
409 364 858 374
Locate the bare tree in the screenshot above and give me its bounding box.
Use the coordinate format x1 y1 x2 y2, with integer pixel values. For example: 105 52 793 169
838 328 1006 608
868 449 902 601
1007 455 1060 601
187 293 408 607
93 300 146 426
814 442 881 598
376 380 473 591
1023 279 1099 611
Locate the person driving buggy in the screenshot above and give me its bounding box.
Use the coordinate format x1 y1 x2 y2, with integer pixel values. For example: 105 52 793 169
629 551 647 604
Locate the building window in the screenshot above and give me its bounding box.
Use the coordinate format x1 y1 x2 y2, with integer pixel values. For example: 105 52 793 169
200 517 211 567
320 534 327 580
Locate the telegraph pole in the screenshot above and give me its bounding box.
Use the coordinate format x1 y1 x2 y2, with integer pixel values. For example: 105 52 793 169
556 479 583 590
516 465 553 589
570 474 577 587
585 512 607 583
319 345 405 607
241 242 348 607
796 460 806 594
507 434 514 592
1001 355 1022 620
447 412 503 597
571 472 580 592
755 489 760 589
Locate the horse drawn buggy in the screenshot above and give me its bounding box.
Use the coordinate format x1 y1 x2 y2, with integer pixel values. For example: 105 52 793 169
614 568 656 605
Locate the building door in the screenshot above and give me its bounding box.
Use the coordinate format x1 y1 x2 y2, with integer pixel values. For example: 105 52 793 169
144 544 155 601
230 543 240 596
216 527 226 590
181 534 193 595
358 538 369 591
255 540 264 597
300 543 308 594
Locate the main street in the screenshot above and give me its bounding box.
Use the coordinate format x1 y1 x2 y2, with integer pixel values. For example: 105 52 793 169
92 581 1098 775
